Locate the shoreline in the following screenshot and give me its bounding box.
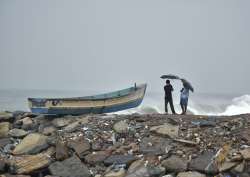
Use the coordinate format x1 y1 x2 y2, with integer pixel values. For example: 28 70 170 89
0 111 250 176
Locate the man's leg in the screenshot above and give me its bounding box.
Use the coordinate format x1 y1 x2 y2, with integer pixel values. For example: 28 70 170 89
165 99 168 114
169 99 176 114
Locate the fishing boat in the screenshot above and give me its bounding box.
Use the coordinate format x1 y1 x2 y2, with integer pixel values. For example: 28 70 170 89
28 83 147 115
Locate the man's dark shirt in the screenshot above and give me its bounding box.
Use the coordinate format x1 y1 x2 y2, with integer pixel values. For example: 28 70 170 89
164 84 173 99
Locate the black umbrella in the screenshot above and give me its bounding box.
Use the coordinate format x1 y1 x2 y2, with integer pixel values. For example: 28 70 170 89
160 74 180 80
161 74 194 92
181 78 194 92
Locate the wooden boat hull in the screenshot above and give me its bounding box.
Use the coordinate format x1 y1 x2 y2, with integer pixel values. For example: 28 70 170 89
28 84 147 115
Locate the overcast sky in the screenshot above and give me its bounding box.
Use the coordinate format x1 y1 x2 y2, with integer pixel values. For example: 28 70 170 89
0 0 250 94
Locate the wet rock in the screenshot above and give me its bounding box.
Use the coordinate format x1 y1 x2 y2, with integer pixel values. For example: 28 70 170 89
56 139 69 161
49 155 91 177
139 136 172 155
52 118 72 128
39 125 57 136
85 151 110 165
104 168 126 177
0 174 31 177
240 148 250 160
12 133 49 155
0 159 6 172
161 155 188 172
174 139 197 146
127 160 145 174
8 129 28 138
189 151 218 174
126 165 149 177
0 122 10 138
0 138 11 148
63 121 81 133
218 161 238 172
10 152 52 174
147 165 166 177
0 112 13 122
20 117 34 130
104 155 136 166
231 162 245 173
113 121 129 133
68 138 90 158
177 171 206 177
150 123 179 138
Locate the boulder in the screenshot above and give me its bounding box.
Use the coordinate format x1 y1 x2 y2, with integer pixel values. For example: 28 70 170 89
10 152 52 174
189 151 218 174
13 133 49 155
0 159 6 172
0 122 10 138
85 151 110 165
40 126 57 136
68 138 90 158
177 171 206 177
49 155 91 177
139 136 172 155
162 156 188 172
8 129 28 138
240 148 250 160
113 121 129 133
104 168 126 177
0 112 13 122
150 123 179 138
104 155 136 166
0 138 11 148
56 140 69 161
21 117 35 130
52 118 72 128
63 121 81 133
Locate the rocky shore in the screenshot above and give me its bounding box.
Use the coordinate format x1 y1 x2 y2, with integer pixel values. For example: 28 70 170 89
0 111 250 177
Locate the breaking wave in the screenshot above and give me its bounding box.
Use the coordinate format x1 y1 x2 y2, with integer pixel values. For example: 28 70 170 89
117 94 250 116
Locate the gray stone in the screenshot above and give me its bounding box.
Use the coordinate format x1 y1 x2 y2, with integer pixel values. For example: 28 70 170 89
52 118 72 128
8 128 28 138
231 162 245 173
0 122 10 138
13 133 49 155
40 126 57 136
0 159 6 172
219 161 238 172
147 165 166 177
113 121 129 133
0 112 13 121
0 138 11 148
126 165 149 177
240 148 250 160
56 140 69 161
68 138 90 158
104 155 136 166
189 151 218 174
49 155 91 177
63 121 81 133
104 168 126 177
177 171 206 177
85 151 110 165
162 155 188 172
21 117 38 131
139 136 172 155
150 123 179 138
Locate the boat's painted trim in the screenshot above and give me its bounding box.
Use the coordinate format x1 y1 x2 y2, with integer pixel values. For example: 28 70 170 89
28 83 147 115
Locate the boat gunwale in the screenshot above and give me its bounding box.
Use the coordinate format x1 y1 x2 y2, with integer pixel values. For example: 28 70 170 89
28 84 147 102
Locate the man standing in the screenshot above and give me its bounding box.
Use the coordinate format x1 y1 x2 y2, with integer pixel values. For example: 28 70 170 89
164 80 176 114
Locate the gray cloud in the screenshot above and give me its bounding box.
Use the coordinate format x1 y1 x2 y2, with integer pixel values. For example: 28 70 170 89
0 0 249 94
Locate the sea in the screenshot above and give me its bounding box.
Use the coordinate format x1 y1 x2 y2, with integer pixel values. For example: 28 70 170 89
0 89 249 116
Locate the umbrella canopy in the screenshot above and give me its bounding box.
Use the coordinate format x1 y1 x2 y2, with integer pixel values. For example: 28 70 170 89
161 74 194 92
160 74 180 80
181 78 194 92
